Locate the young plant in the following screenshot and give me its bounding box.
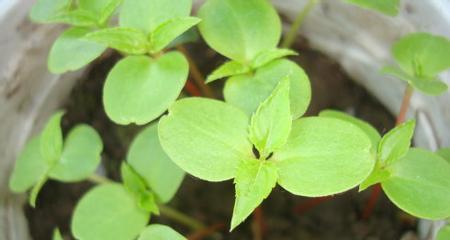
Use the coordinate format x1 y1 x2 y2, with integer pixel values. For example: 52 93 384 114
31 0 201 126
159 78 375 230
9 111 103 207
198 0 312 119
71 123 185 239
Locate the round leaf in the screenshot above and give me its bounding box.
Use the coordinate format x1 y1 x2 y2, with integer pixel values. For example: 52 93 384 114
103 52 188 125
138 224 186 240
224 59 311 119
48 124 103 182
392 33 450 77
120 0 192 34
72 184 149 240
382 148 450 219
30 0 71 23
48 27 106 74
275 117 373 197
9 137 48 193
159 98 253 182
198 0 281 63
128 123 185 203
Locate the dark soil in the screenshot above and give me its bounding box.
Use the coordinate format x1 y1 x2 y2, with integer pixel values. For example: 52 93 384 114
25 38 417 240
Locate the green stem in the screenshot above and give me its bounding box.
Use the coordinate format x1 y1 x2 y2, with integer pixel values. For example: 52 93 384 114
87 174 205 231
281 0 320 48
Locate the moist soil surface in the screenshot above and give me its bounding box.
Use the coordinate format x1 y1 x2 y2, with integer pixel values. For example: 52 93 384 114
25 38 418 240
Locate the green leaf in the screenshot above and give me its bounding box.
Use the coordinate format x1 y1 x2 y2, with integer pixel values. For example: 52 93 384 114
79 0 120 15
127 123 185 203
48 27 106 74
378 120 415 166
437 225 450 240
437 148 450 164
48 9 99 27
249 77 291 159
198 0 281 63
103 52 188 125
166 28 200 49
30 0 71 23
121 162 159 214
52 228 63 240
392 33 450 77
224 59 311 119
382 148 450 219
149 17 201 53
159 98 252 182
206 61 251 83
72 184 149 240
319 110 381 154
9 137 48 193
382 66 448 96
275 117 373 196
29 174 48 208
40 111 64 165
138 224 186 240
344 0 400 16
251 48 298 69
99 0 124 25
48 125 103 182
85 27 149 55
231 159 278 231
120 0 192 34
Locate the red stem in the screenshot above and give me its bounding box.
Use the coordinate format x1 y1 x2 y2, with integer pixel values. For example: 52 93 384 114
184 80 202 96
252 207 267 240
294 196 333 215
187 223 225 240
362 84 414 220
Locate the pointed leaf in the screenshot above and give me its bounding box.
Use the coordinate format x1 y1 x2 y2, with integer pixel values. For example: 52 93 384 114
231 159 278 230
85 27 149 55
392 33 450 77
224 59 311 119
47 9 99 27
120 0 192 33
382 66 448 96
28 174 48 208
103 52 188 125
40 111 64 165
198 0 281 63
30 0 71 23
359 162 390 191
378 120 415 166
206 61 251 83
9 137 48 193
251 48 298 69
344 0 400 16
382 148 450 219
72 184 149 240
138 224 186 240
127 124 185 203
437 148 450 164
249 77 291 158
48 27 106 74
98 0 124 25
166 28 200 49
79 0 120 15
437 225 450 240
150 17 201 53
159 98 252 181
49 125 103 182
52 228 63 240
319 109 381 154
276 117 373 196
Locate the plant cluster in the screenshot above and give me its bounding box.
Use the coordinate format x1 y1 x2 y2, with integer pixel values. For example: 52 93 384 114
8 0 450 239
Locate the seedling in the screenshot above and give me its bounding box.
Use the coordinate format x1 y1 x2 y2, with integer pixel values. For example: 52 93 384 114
8 0 450 238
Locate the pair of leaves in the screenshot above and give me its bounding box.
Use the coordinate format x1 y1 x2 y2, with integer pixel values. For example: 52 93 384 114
71 123 185 240
9 112 103 207
159 79 373 230
383 33 450 95
322 111 450 219
344 0 400 16
85 16 200 55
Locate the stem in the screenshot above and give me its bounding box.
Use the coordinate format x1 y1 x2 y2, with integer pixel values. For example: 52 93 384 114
87 174 205 231
281 0 320 48
251 207 266 240
362 84 414 220
176 45 217 98
159 205 205 231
